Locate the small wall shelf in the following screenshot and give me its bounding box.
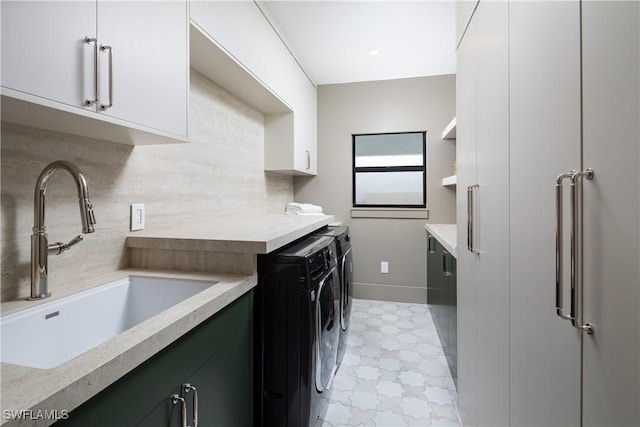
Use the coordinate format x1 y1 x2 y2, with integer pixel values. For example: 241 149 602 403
442 117 457 140
442 175 457 187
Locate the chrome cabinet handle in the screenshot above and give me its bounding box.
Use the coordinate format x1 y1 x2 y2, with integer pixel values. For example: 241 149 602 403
555 171 574 321
305 150 311 170
467 184 479 253
183 383 198 427
467 186 472 251
100 44 113 110
84 37 98 106
427 234 434 253
442 250 448 275
569 169 595 335
171 394 187 427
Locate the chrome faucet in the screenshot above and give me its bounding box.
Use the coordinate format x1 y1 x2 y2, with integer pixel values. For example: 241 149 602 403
30 161 96 300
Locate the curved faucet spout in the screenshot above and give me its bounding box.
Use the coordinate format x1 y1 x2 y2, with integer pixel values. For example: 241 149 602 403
30 160 96 300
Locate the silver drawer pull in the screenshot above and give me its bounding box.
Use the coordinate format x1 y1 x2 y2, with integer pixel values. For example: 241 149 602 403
99 44 113 110
84 37 98 106
171 394 187 427
183 383 198 427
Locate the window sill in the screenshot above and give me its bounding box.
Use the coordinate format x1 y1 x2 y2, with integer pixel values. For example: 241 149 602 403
350 208 429 219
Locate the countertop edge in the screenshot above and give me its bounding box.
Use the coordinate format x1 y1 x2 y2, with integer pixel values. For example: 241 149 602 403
125 214 335 254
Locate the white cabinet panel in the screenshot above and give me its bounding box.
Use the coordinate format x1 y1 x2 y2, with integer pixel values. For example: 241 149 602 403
456 2 509 425
189 0 293 104
97 1 188 137
455 0 478 48
474 2 509 425
455 12 478 426
509 1 582 425
581 2 639 425
1 1 96 110
1 0 188 144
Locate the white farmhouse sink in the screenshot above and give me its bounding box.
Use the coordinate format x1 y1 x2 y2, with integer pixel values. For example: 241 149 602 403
0 276 217 369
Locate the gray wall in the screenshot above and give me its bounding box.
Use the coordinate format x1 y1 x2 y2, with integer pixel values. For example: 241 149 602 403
294 75 456 303
0 70 293 301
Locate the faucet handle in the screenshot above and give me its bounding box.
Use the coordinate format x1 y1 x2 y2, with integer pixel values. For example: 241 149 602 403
48 235 84 255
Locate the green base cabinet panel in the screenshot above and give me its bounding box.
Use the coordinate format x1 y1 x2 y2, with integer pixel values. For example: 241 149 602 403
56 291 253 427
426 232 457 384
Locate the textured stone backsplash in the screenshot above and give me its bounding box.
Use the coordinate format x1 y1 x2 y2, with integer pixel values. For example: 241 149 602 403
0 69 293 301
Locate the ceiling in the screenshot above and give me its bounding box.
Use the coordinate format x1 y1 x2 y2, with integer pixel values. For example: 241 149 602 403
259 0 457 86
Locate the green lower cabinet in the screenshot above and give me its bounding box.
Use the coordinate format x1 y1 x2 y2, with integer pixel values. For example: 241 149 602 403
426 232 457 384
56 291 253 427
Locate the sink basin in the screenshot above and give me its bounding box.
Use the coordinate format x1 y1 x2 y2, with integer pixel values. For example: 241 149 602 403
1 275 217 369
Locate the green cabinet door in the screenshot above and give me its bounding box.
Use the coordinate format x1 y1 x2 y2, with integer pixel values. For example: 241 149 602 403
426 231 457 384
57 291 253 427
427 232 447 344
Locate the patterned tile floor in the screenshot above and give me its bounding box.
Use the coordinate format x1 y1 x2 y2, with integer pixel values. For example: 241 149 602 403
321 299 461 427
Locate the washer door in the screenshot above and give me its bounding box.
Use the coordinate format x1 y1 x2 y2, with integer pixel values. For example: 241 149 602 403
340 248 353 332
315 266 339 393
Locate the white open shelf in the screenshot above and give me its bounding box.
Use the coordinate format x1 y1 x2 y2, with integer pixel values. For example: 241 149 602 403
442 175 457 187
442 117 457 140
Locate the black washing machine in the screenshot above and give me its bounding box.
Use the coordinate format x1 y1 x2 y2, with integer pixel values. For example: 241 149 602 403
313 226 353 367
255 235 340 427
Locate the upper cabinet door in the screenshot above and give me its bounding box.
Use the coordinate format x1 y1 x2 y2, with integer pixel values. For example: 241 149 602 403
292 65 317 175
96 0 188 137
1 1 97 110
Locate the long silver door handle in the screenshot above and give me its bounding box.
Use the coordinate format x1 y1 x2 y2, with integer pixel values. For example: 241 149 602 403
84 37 98 106
555 172 574 320
183 383 198 427
305 150 311 170
570 169 594 335
467 186 472 251
171 394 187 427
427 234 434 253
100 44 113 110
469 184 479 253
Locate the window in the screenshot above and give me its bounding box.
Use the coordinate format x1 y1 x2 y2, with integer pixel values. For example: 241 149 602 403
352 131 427 208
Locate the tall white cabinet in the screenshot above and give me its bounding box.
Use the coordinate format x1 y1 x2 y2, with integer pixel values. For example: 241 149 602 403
456 1 510 425
456 1 639 426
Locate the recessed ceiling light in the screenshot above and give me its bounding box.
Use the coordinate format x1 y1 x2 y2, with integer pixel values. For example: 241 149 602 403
368 49 379 56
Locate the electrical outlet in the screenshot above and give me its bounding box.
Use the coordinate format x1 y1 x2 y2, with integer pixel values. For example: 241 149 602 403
130 203 145 231
381 261 389 274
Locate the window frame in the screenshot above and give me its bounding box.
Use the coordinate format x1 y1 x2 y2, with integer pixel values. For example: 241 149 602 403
352 131 427 209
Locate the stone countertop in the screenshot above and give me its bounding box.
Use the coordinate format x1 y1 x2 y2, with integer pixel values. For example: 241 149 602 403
126 214 335 253
425 224 457 258
0 269 256 427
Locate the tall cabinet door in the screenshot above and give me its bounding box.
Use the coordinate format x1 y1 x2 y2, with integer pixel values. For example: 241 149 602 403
474 2 510 425
509 1 583 425
455 12 479 425
96 0 188 136
1 1 97 109
581 2 640 425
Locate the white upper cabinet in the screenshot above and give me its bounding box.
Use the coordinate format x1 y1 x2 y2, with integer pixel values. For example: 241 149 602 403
1 1 188 145
95 1 188 137
190 0 293 103
190 1 317 176
1 1 97 111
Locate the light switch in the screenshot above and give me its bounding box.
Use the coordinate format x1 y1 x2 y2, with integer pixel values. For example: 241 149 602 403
130 203 145 231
